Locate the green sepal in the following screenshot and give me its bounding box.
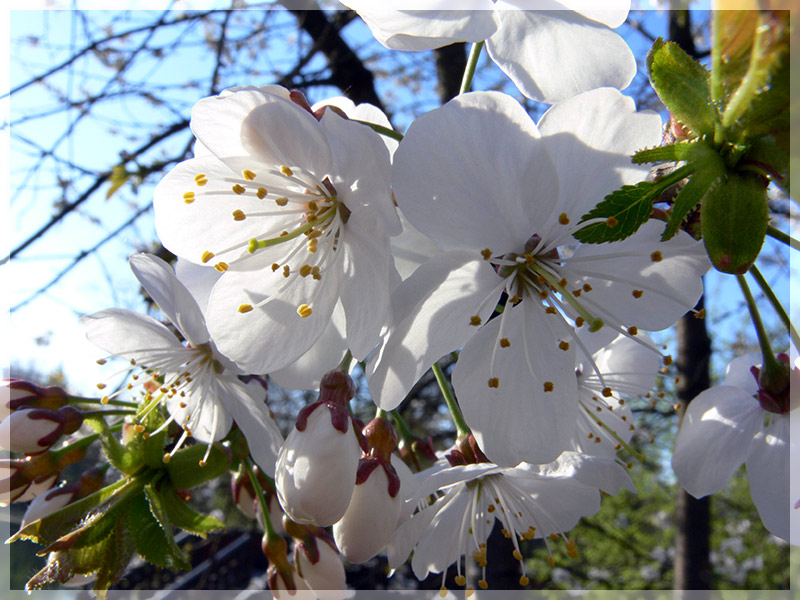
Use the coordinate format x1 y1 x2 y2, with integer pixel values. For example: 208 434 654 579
662 170 722 242
9 475 138 547
161 487 225 538
166 443 231 489
633 142 698 165
647 38 718 138
735 53 789 139
701 171 768 274
84 415 142 475
126 491 191 570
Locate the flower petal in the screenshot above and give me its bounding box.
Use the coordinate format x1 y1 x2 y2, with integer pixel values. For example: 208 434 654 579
410 487 472 579
392 91 559 252
672 385 764 498
129 253 210 346
723 352 761 394
537 87 661 221
454 300 579 466
82 308 183 357
175 257 222 315
366 251 502 410
487 10 636 103
747 415 789 540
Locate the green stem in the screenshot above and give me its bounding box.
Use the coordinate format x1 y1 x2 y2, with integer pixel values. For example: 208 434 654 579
749 264 799 351
722 15 766 129
244 456 280 542
710 10 723 104
459 41 484 95
375 407 388 419
388 410 414 445
766 225 800 251
431 363 470 437
82 409 137 418
737 274 781 372
68 395 138 409
353 120 403 142
338 349 353 373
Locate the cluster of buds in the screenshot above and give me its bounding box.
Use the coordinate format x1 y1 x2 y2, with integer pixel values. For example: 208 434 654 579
0 443 87 506
0 380 83 455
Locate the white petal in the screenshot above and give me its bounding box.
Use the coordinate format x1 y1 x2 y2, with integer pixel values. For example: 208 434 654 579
566 221 710 331
129 253 210 346
723 352 762 394
672 385 764 498
165 383 231 444
410 463 502 504
392 91 559 252
313 97 399 156
487 10 636 103
747 415 789 540
497 0 630 29
340 3 496 51
82 309 183 356
220 378 283 478
591 332 661 397
386 500 437 569
205 251 343 374
175 257 221 316
366 251 501 410
390 210 444 280
537 87 661 221
454 300 579 466
410 488 472 579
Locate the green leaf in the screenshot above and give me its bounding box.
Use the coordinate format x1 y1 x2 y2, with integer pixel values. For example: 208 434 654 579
84 415 143 475
647 38 718 138
93 518 137 592
126 492 190 570
144 483 192 570
166 443 230 489
161 488 225 538
662 168 722 242
574 181 661 244
633 142 698 165
106 164 131 200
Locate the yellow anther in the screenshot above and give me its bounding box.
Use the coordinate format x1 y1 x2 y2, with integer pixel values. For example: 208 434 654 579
524 526 536 540
183 191 195 204
574 316 584 326
214 262 229 272
97 383 106 390
481 248 492 260
194 173 208 186
627 461 633 468
545 306 557 314
628 326 638 335
651 250 663 262
470 315 482 326
439 587 447 598
311 266 321 280
632 289 644 298
96 358 107 365
694 308 706 319
606 216 619 227
280 230 289 237
558 212 570 225
257 187 268 199
543 381 554 392
488 377 499 388
513 549 522 561
238 304 253 314
201 250 215 264
271 263 280 272
538 289 549 299
307 239 318 253
614 443 622 450
232 209 246 221
455 575 466 587
299 264 312 277
275 197 289 206
594 436 602 444
307 201 318 212
307 229 322 239
280 165 293 177
134 424 145 433
101 396 109 405
583 283 592 292
524 253 534 265
500 337 510 348
663 355 673 366
602 387 613 397
478 580 488 590
283 265 290 277
242 169 257 181
179 402 187 408
487 504 495 513
501 528 511 538
163 453 172 464
572 288 582 297
558 278 567 288
232 184 246 195
520 575 530 586
297 304 313 318
558 341 570 351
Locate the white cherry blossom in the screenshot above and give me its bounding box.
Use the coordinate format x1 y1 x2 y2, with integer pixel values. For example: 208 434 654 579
83 253 282 474
154 86 400 375
339 0 636 103
368 89 709 467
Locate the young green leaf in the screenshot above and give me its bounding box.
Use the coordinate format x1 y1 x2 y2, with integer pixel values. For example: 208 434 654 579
106 164 131 200
633 142 698 165
126 493 191 570
662 167 721 242
161 487 225 538
166 443 231 489
84 415 143 475
143 484 192 569
647 38 718 138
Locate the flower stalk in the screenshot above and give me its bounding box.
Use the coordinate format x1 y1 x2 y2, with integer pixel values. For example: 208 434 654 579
749 264 799 352
245 456 280 543
736 274 784 384
459 41 484 95
431 363 470 437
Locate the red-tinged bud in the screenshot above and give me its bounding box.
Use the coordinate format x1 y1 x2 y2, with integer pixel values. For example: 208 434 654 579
22 465 107 525
447 434 490 467
295 534 347 596
268 563 311 599
0 406 84 455
751 353 793 414
363 417 398 461
1 380 69 418
289 90 314 115
262 533 300 597
398 435 437 472
0 454 61 506
313 103 349 121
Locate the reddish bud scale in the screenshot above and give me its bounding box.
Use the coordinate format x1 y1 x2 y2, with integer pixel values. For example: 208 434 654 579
295 530 337 569
355 457 401 498
25 406 84 454
363 417 398 461
4 379 68 413
295 370 356 434
751 353 792 414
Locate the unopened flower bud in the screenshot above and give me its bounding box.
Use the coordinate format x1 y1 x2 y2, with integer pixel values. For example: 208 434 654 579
276 371 360 526
295 535 348 598
398 435 437 472
1 379 69 419
0 453 60 506
268 563 312 599
0 406 83 455
22 466 106 527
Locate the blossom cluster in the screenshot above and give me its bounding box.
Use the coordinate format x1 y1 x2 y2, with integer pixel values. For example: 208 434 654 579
4 2 793 594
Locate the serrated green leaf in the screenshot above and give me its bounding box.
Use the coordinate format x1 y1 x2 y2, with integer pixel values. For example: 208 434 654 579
126 492 190 570
647 38 718 138
633 142 699 165
144 483 191 569
574 181 660 244
736 54 789 139
161 488 224 538
10 475 136 547
84 415 143 475
166 443 230 489
106 164 130 200
93 518 136 592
